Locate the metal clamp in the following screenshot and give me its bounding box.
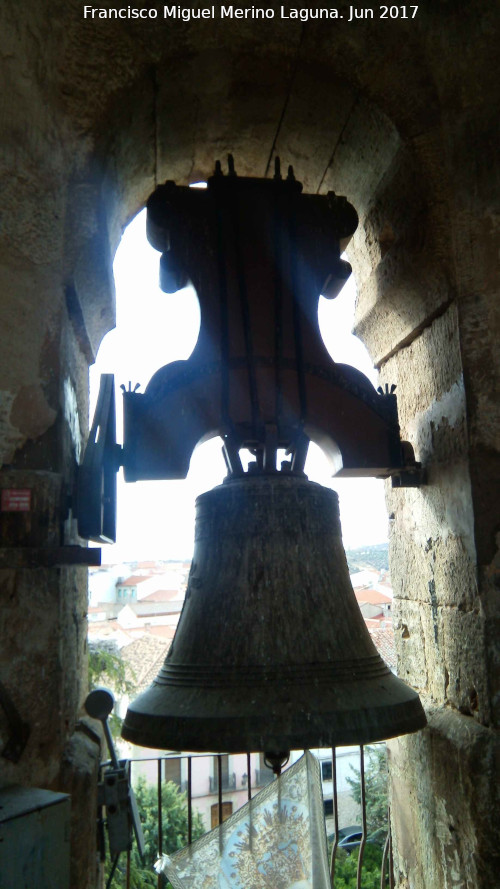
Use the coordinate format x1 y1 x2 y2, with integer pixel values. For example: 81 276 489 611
85 689 145 877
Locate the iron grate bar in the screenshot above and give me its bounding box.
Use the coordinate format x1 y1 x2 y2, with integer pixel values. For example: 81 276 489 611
111 747 393 888
330 746 339 885
356 745 367 889
157 759 163 889
187 756 193 845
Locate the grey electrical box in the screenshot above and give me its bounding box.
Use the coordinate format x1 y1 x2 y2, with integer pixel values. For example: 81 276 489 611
0 786 70 889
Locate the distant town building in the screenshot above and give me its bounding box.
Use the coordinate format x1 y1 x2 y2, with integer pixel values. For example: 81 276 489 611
349 568 381 590
89 557 394 828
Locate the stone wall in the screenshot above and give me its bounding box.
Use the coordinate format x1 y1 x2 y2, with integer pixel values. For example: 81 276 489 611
351 90 500 885
0 9 107 882
0 2 498 886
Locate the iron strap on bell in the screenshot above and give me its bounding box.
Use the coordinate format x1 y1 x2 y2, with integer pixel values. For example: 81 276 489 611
122 474 425 752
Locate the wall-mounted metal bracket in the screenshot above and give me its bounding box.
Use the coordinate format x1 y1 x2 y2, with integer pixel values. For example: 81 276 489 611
0 546 101 569
388 441 425 487
77 374 121 543
390 466 426 488
85 689 145 869
121 162 408 484
76 163 428 544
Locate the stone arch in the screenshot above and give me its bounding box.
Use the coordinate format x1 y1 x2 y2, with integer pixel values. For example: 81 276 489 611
1 6 498 888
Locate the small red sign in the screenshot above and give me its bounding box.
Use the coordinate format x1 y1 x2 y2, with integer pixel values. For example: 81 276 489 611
1 489 32 512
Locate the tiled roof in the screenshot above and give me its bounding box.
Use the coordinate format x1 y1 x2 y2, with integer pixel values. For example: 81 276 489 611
122 624 176 640
368 626 396 669
87 620 135 648
121 634 171 692
117 575 152 587
144 625 176 639
125 601 183 616
140 589 179 602
354 588 392 605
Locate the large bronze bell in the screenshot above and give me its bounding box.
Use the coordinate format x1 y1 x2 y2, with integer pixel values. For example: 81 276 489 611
118 160 426 756
122 473 426 754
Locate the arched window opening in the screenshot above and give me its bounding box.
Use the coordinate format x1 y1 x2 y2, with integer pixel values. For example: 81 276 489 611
89 209 225 562
87 202 396 889
88 221 389 564
311 264 389 551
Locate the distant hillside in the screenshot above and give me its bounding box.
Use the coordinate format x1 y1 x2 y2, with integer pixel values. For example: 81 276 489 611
345 542 389 573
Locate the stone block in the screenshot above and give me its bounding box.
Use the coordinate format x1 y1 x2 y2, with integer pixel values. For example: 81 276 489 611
59 720 102 889
390 708 500 889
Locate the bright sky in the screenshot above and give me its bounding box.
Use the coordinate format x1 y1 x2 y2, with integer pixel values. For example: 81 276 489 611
90 209 389 561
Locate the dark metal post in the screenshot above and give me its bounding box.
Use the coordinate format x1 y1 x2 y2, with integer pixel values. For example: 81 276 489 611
157 759 163 889
356 745 367 889
187 756 193 845
330 747 339 884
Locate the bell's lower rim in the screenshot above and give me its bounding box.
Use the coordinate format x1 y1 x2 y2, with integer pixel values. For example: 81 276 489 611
154 655 390 688
122 665 427 751
122 696 427 752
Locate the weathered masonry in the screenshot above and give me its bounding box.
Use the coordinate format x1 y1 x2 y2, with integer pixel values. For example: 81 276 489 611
0 2 499 886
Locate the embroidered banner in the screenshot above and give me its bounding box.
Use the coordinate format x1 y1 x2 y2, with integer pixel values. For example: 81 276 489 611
155 751 330 889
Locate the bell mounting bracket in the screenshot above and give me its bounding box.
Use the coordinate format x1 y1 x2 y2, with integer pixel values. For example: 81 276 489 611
77 374 122 543
77 158 423 543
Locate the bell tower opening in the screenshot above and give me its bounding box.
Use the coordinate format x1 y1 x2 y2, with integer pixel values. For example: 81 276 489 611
88 211 390 564
88 207 227 562
86 176 411 886
3 9 497 885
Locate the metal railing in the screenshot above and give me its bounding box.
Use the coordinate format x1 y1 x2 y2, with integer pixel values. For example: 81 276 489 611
254 767 274 786
108 746 393 889
209 771 237 792
327 746 394 889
